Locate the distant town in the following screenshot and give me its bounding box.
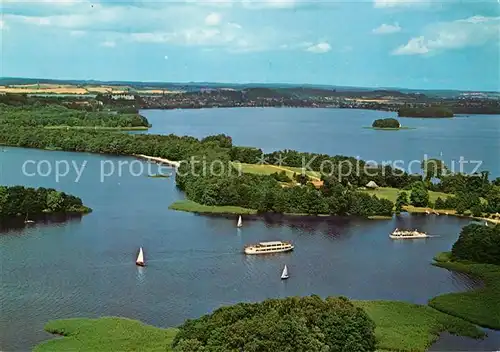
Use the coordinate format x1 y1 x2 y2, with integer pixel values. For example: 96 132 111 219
1 78 499 115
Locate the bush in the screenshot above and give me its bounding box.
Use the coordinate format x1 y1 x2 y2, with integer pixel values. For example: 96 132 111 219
173 295 376 352
271 171 292 183
410 182 429 207
451 224 500 265
372 118 400 128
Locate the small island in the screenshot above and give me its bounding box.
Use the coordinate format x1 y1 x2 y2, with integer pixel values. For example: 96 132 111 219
0 185 92 225
398 106 454 118
366 117 414 130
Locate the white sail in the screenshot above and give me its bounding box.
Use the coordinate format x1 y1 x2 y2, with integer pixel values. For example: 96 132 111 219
136 247 144 265
281 265 289 279
237 216 242 227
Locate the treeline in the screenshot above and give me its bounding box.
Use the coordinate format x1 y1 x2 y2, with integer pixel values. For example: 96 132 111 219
398 106 454 118
451 224 500 265
396 175 500 216
372 118 400 128
0 185 91 219
176 162 394 216
173 295 376 352
0 104 149 128
0 125 231 161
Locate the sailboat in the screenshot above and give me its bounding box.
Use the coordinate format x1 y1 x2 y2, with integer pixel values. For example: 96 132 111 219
237 215 242 228
136 247 145 266
24 213 34 224
281 265 289 280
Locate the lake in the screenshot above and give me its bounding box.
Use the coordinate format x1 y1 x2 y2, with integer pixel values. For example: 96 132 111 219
143 108 500 176
1 108 499 350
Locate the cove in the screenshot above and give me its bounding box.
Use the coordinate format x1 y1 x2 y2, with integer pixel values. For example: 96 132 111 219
1 145 499 351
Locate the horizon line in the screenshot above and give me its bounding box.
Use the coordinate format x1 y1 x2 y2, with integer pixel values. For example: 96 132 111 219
1 76 499 94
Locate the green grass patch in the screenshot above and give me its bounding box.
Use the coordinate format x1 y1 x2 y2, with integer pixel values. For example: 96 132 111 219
354 300 484 352
169 199 257 215
362 187 450 203
35 301 485 352
44 125 149 131
147 173 171 178
368 215 393 220
231 162 321 180
34 317 178 352
429 253 500 330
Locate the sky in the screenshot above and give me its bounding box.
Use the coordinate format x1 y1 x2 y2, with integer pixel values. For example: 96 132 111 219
1 0 499 91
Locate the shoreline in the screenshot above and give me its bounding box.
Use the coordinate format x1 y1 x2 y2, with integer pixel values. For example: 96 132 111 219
44 125 150 131
134 154 181 168
169 199 500 223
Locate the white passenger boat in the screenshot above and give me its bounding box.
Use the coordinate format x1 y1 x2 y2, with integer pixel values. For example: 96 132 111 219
244 241 294 255
390 228 429 239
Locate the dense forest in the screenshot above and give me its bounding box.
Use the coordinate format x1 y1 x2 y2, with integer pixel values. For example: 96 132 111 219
372 118 400 128
173 295 376 352
0 185 91 219
0 104 149 128
451 224 500 265
398 106 454 118
0 125 231 161
176 162 395 216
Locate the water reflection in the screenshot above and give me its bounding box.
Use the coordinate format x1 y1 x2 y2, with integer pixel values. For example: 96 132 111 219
136 266 146 284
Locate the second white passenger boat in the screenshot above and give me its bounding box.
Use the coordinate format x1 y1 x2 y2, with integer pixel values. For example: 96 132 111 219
244 241 294 255
390 228 429 239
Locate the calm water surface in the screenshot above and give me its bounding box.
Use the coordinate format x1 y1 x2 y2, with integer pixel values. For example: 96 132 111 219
1 108 499 351
143 108 500 176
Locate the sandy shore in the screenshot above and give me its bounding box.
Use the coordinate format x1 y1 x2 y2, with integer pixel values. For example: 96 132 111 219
134 154 181 168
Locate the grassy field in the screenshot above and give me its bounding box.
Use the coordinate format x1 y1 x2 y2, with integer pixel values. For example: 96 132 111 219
34 317 178 352
429 252 500 330
44 125 149 131
232 162 321 180
35 301 483 352
169 199 257 215
354 301 483 352
362 187 450 203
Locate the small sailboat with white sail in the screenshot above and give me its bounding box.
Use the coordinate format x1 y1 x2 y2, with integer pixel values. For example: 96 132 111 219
237 215 242 228
281 265 289 280
136 247 145 266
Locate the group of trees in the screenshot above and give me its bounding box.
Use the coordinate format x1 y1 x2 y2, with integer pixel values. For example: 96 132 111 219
0 186 91 219
0 125 232 162
0 104 149 128
398 106 454 118
176 161 394 216
451 223 500 265
173 295 376 352
372 118 400 128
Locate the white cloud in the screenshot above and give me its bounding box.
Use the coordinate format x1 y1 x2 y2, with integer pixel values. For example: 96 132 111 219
241 0 296 9
100 40 116 47
204 12 221 26
392 36 429 55
393 15 500 55
374 0 428 8
372 23 401 34
305 42 331 53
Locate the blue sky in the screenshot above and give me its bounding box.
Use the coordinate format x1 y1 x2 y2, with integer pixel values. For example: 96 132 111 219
1 0 499 91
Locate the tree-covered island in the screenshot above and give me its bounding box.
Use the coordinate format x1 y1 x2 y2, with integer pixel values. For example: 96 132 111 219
368 117 414 130
0 185 91 222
